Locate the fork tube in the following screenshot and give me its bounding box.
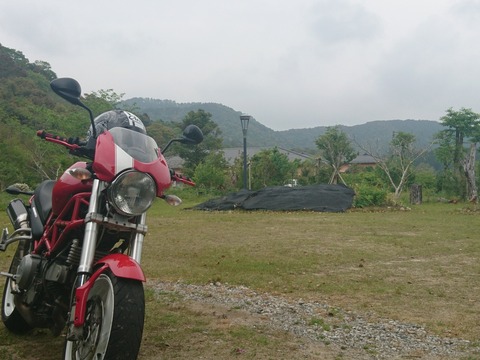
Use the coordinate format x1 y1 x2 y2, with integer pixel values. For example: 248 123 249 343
77 179 103 279
129 212 146 264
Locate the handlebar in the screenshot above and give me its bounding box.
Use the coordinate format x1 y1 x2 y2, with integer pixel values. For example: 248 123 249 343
36 130 86 146
37 130 92 158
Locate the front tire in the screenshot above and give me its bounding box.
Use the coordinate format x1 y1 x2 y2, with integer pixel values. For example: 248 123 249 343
63 270 145 360
1 240 32 334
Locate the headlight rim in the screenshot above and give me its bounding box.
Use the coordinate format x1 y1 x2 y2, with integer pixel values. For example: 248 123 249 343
107 170 156 216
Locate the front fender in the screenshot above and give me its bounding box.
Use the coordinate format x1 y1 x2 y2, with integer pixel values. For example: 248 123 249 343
96 253 146 282
73 254 145 327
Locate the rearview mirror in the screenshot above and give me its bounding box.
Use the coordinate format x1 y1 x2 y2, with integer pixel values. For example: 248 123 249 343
5 185 34 196
50 78 82 106
180 125 203 145
162 125 204 153
50 77 97 138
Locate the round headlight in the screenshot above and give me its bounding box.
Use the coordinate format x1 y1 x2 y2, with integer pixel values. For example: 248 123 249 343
108 170 156 216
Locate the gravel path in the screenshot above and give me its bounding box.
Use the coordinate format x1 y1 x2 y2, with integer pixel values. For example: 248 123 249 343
151 281 480 359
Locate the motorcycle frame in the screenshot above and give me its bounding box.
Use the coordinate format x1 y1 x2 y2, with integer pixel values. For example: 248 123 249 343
30 177 145 331
32 192 90 257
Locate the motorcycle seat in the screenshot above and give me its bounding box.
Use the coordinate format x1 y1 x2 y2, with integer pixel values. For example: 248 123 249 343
34 180 55 224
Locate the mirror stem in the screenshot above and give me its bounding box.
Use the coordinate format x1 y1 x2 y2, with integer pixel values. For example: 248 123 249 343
79 103 96 139
162 139 175 154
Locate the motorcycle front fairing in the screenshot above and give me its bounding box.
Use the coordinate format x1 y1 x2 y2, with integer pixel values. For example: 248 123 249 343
92 127 172 196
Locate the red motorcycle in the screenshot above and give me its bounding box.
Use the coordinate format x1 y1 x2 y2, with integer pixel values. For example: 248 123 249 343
0 78 202 359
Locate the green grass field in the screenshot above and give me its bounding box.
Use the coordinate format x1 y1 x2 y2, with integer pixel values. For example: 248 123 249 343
0 194 479 358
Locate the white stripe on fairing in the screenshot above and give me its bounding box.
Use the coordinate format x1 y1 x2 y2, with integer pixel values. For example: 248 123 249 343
115 144 134 174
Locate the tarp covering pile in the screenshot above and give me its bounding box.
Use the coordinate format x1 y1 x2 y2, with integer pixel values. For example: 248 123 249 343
193 184 355 212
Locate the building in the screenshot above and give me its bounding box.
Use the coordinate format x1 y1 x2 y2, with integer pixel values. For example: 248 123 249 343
339 154 377 173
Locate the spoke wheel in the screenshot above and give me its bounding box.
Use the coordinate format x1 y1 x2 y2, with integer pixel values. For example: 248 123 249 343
64 270 144 360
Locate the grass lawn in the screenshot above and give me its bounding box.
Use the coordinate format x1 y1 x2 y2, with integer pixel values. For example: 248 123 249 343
0 193 479 358
143 200 480 340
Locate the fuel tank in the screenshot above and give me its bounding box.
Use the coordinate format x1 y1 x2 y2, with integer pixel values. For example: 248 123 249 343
52 162 93 216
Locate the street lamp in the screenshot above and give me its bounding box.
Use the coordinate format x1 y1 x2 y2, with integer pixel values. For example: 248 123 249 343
240 115 251 190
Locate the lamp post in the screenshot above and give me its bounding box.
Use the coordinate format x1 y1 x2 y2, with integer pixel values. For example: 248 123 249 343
240 115 251 190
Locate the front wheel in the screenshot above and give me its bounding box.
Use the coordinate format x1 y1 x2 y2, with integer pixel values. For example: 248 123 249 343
63 270 145 360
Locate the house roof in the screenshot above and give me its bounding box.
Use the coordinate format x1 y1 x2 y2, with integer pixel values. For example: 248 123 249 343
350 154 377 164
165 155 184 169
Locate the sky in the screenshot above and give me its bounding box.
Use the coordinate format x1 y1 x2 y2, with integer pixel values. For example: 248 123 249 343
1 1 480 131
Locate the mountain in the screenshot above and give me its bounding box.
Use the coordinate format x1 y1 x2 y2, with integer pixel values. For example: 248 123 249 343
122 98 282 148
122 98 443 151
279 120 442 152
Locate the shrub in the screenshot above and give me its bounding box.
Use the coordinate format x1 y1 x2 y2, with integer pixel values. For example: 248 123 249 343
352 183 388 207
343 171 388 207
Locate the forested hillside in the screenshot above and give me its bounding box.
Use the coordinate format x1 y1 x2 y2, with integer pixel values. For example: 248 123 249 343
122 98 442 150
0 44 95 189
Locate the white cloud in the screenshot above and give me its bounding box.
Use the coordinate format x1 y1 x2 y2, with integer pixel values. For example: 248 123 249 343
1 0 480 130
308 0 381 44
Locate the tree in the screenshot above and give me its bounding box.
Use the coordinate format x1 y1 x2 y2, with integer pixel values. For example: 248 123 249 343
147 121 176 149
175 109 223 175
440 108 479 167
434 130 459 196
83 89 125 115
359 131 432 198
249 148 295 189
436 107 480 202
193 151 228 190
315 126 356 185
0 44 29 77
463 141 479 202
30 60 56 81
434 130 456 172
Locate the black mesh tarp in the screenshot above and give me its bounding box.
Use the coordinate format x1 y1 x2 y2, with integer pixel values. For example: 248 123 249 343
193 184 355 212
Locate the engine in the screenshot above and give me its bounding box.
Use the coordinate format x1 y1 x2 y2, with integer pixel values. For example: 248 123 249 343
14 254 43 305
11 251 73 335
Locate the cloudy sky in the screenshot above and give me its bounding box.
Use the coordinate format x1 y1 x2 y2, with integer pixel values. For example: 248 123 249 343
1 1 479 130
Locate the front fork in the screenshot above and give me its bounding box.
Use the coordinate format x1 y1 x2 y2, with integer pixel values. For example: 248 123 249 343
68 179 146 339
75 179 104 286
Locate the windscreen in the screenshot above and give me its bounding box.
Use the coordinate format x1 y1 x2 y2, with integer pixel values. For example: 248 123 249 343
109 127 159 163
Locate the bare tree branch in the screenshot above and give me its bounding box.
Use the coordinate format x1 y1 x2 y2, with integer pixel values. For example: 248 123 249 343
355 134 435 198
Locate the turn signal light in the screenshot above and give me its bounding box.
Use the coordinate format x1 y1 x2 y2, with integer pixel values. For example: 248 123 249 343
163 194 182 206
68 168 92 180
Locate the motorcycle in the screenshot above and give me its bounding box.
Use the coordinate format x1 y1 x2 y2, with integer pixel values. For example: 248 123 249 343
0 77 203 359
